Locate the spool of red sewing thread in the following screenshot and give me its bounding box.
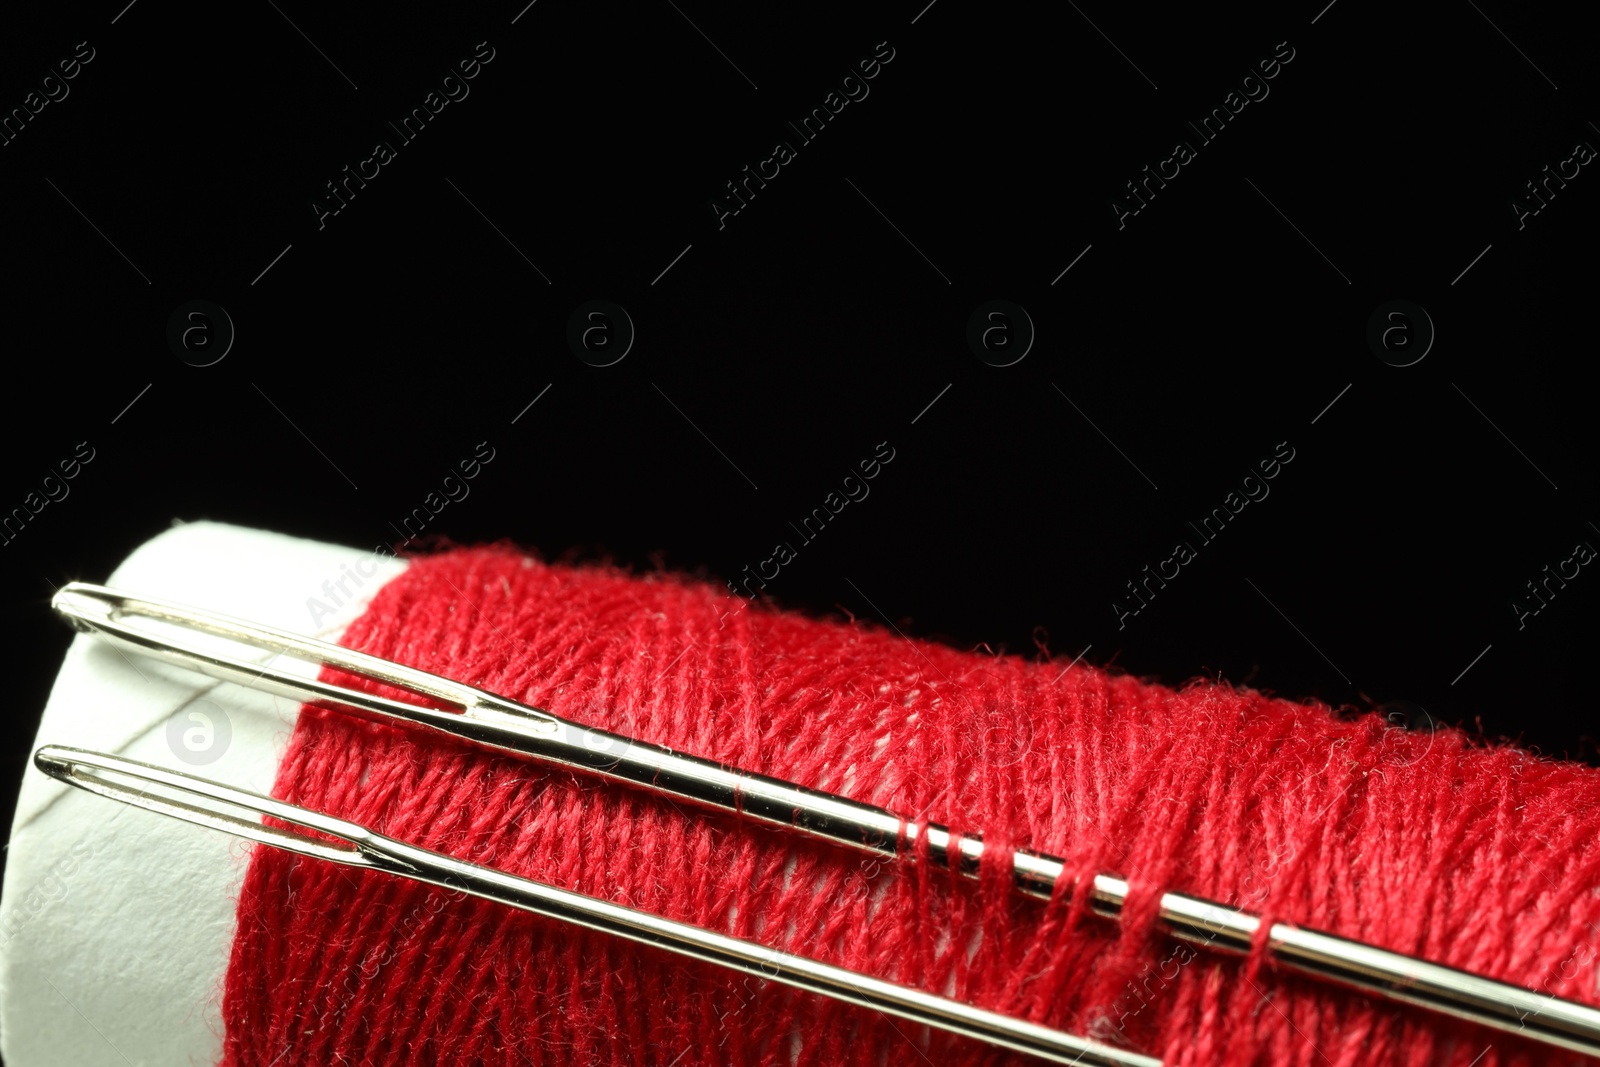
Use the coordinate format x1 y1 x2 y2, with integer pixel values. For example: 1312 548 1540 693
198 543 1600 1067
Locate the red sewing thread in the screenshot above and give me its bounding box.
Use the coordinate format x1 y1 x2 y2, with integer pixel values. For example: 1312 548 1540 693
220 546 1600 1066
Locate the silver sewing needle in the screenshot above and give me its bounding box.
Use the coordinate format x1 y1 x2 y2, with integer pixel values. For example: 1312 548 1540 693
32 744 1157 1067
51 582 1600 1060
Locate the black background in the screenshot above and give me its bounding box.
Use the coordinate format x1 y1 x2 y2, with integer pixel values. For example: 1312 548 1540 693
0 2 1595 1053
